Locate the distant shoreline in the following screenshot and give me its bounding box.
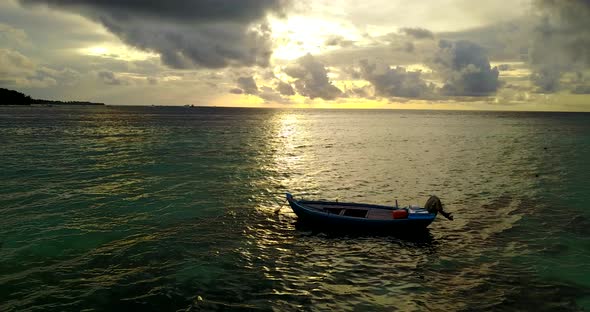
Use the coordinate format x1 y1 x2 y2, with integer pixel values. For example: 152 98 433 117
0 88 105 106
31 101 105 106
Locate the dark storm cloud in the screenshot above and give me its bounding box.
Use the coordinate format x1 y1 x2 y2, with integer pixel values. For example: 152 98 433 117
359 60 434 98
530 0 590 92
19 0 291 69
236 76 259 94
400 27 434 40
276 80 295 96
284 54 343 100
433 40 499 96
20 0 287 22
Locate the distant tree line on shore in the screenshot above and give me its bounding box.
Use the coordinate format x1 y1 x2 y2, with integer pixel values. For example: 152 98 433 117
0 88 104 106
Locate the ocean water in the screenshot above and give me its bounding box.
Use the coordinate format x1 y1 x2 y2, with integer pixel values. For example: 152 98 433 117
0 106 589 311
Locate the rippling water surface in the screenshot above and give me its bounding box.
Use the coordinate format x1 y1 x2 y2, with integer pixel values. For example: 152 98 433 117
1 106 589 311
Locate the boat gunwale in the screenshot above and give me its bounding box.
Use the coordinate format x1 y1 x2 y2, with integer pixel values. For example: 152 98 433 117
297 199 398 211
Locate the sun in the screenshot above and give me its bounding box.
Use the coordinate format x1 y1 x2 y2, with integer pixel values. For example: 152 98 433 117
269 15 361 61
84 46 109 56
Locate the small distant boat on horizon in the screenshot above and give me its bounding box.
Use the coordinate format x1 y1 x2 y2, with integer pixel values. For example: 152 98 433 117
285 193 453 231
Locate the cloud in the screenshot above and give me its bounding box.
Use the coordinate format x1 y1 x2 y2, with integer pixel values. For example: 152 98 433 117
359 59 434 98
276 80 295 96
572 85 590 94
0 48 78 88
427 9 588 96
0 48 34 75
529 0 590 92
325 38 502 100
259 86 289 103
0 1 115 58
98 70 124 85
284 53 343 100
310 0 530 36
230 75 290 103
530 65 560 92
437 19 532 62
0 23 30 48
433 40 500 96
403 41 415 53
345 85 374 99
19 0 291 69
34 66 80 86
400 27 434 40
236 76 259 94
317 33 438 69
325 35 355 47
534 0 590 64
229 75 290 103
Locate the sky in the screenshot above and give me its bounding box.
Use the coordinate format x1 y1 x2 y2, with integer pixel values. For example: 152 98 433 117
1 0 589 111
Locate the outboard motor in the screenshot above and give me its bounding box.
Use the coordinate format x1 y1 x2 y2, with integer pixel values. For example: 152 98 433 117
424 195 454 220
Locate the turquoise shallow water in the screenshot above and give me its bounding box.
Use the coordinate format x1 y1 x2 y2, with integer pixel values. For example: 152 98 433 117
0 106 589 311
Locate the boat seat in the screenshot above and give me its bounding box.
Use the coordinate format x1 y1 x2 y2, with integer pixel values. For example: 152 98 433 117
366 209 394 220
342 209 368 218
324 208 343 215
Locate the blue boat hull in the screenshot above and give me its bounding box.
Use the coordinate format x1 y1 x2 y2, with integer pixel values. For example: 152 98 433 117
286 193 436 231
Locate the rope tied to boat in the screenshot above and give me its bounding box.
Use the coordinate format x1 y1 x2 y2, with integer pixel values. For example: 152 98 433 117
425 195 454 220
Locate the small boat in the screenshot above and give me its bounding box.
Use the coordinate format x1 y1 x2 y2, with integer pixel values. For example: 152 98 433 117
286 193 453 231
